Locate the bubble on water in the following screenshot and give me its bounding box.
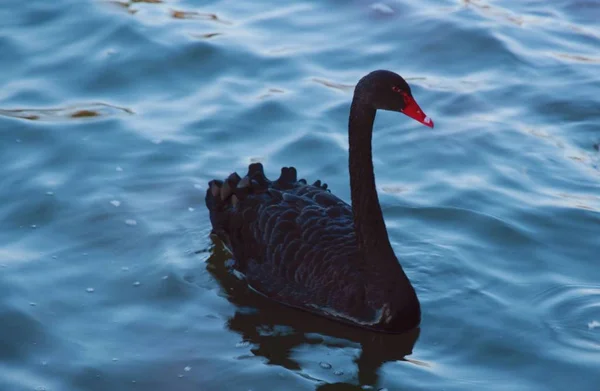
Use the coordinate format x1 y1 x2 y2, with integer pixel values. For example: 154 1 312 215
52 256 57 259
116 166 123 172
110 200 121 207
188 207 195 212
588 320 600 329
334 370 344 376
184 366 191 372
319 361 332 369
162 275 169 280
121 266 129 271
29 302 37 307
178 374 184 378
31 225 37 229
112 358 118 362
125 219 137 226
133 281 141 287
41 361 47 366
86 287 95 293
194 184 203 190
152 138 163 145
45 191 54 196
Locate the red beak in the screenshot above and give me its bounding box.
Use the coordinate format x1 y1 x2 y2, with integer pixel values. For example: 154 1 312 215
401 95 434 128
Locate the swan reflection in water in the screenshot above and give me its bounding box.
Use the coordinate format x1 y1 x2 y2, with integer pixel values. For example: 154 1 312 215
205 235 422 389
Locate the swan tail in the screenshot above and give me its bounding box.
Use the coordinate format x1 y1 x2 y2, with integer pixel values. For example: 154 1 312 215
205 163 268 232
205 162 332 240
206 163 312 206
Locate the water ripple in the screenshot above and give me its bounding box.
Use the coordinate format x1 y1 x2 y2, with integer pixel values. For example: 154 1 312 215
0 102 133 121
171 10 231 25
533 284 600 354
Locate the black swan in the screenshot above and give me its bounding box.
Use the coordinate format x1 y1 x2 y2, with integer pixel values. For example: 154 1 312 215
205 70 433 333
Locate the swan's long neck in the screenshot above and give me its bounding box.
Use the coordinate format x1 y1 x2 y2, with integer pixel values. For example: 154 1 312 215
348 98 395 261
347 76 421 328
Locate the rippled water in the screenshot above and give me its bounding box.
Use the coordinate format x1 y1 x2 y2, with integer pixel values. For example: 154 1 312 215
1 0 599 390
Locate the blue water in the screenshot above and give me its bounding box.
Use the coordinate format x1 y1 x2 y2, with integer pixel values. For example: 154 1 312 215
1 0 599 390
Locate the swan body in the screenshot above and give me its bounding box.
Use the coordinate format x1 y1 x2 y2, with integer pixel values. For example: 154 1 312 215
205 70 433 333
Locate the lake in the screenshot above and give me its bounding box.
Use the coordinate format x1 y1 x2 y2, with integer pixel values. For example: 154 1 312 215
1 0 599 390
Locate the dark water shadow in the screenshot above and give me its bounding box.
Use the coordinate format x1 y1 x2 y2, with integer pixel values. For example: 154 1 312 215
204 235 420 388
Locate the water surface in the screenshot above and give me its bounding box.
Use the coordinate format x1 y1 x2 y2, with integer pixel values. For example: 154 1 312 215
1 0 599 390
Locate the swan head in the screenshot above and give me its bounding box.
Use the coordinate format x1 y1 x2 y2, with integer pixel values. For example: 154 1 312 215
356 69 434 128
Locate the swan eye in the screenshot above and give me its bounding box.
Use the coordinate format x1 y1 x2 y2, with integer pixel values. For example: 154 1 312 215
392 86 402 93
